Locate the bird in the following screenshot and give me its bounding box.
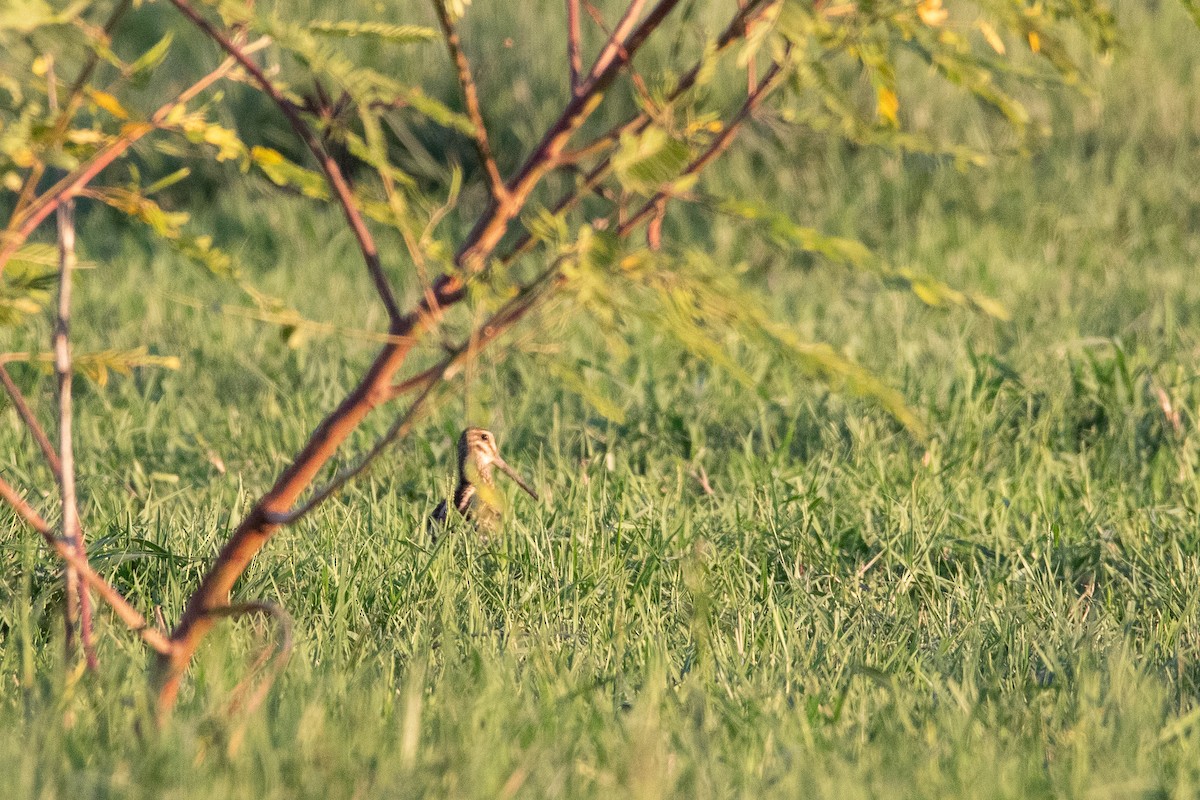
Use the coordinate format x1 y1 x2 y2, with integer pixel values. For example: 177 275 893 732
429 427 538 534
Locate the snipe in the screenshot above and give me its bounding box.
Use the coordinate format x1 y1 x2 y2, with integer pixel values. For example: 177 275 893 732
430 427 538 532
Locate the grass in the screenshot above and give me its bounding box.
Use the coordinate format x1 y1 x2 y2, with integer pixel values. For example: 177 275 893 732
3 1 1200 797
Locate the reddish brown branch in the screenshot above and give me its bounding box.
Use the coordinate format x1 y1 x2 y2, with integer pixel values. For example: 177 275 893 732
0 364 62 477
154 275 466 716
567 0 583 93
618 59 787 237
455 0 682 273
156 0 683 718
432 1 508 201
0 42 262 278
500 0 777 265
165 0 405 328
0 474 173 654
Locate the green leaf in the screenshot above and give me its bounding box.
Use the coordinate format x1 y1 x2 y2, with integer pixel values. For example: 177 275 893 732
127 32 174 77
250 146 330 199
612 126 692 195
307 21 437 44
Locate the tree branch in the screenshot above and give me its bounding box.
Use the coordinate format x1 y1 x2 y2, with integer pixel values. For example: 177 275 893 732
617 59 787 237
54 188 97 671
165 0 406 328
45 58 97 672
0 364 62 477
432 0 508 202
155 0 683 718
499 0 778 265
0 474 173 655
567 0 583 93
455 0 683 273
0 40 266 278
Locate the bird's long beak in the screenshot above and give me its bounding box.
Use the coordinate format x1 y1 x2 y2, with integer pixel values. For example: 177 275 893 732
495 457 539 501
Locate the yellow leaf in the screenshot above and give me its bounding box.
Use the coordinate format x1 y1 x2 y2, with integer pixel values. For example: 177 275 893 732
917 0 948 27
877 87 899 126
66 129 107 145
969 294 1012 321
979 21 1006 55
86 89 129 120
1027 30 1041 53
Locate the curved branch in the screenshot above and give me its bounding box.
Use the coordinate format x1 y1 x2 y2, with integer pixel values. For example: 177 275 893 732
203 601 294 717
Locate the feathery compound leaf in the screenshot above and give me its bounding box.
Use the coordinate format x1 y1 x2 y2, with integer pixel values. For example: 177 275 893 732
251 146 330 199
613 127 693 196
307 21 438 44
1 347 180 386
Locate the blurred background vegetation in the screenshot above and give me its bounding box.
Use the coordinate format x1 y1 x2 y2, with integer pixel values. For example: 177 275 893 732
2 0 1200 797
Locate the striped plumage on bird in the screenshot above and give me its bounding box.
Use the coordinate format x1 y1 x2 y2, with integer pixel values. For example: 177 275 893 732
430 427 538 536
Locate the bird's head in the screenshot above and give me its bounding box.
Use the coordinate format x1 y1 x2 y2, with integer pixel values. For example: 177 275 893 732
458 427 539 501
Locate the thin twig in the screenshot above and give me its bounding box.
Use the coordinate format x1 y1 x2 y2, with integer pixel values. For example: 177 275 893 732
0 474 173 654
267 264 563 527
166 0 406 328
203 601 294 716
455 0 682 273
499 0 777 266
582 1 656 110
0 41 265 277
567 0 583 93
46 58 98 673
618 59 787 237
431 0 508 201
590 0 650 81
0 364 62 477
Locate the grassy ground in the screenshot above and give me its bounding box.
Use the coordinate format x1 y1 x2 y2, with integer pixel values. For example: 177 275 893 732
4 1 1200 798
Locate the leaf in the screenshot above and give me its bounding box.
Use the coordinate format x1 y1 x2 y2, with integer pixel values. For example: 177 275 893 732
250 146 330 199
401 88 475 136
307 21 437 44
143 167 191 195
916 0 948 28
127 32 174 76
84 187 189 237
978 21 1005 56
1 348 180 385
85 89 129 120
876 86 898 126
612 127 692 195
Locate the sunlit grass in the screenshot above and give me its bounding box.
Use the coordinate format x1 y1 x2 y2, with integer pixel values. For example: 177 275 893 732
2 1 1200 797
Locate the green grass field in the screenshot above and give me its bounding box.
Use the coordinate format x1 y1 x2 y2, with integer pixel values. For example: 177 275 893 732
4 1 1200 797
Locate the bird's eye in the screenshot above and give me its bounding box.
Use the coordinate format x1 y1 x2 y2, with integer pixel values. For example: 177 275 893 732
480 433 489 441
